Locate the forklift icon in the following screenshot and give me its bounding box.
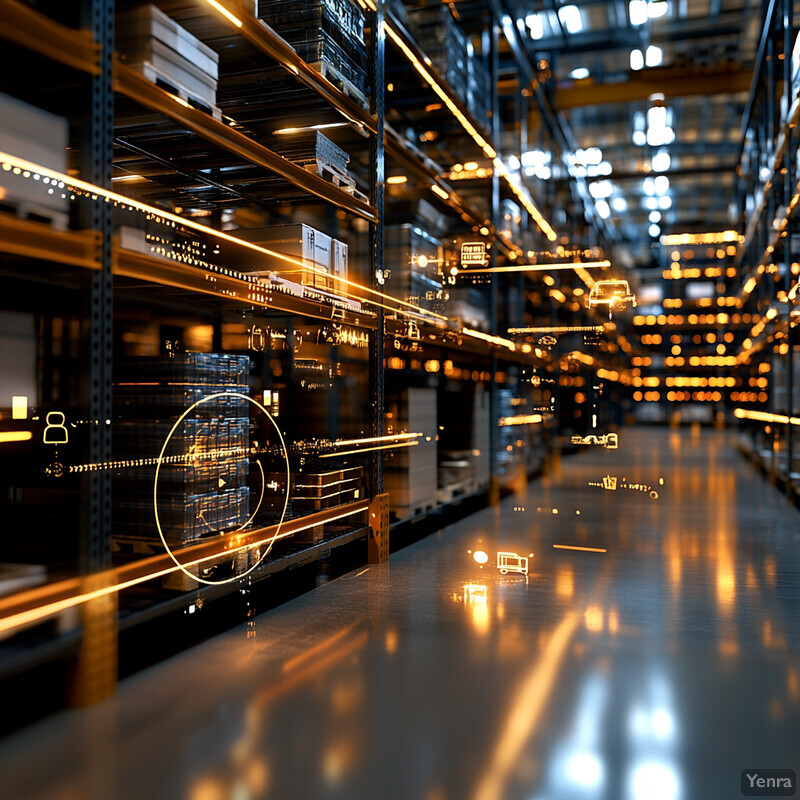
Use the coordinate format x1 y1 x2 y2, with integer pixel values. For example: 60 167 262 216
497 551 529 575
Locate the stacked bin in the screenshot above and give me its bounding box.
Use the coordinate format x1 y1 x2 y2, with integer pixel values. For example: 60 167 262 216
384 388 437 519
256 0 368 101
112 353 251 548
406 6 471 106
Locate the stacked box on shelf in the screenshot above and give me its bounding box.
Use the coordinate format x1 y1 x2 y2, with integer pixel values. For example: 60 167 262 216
0 93 69 229
264 465 364 542
291 466 364 511
112 353 251 547
437 385 489 502
269 130 349 176
267 130 358 198
234 223 348 291
255 0 368 105
406 6 471 103
384 388 437 519
385 224 445 314
466 48 491 130
116 4 219 115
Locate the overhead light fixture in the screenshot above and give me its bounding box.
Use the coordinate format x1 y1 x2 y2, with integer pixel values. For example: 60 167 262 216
633 130 647 146
273 122 350 135
558 5 583 33
648 1 669 19
569 67 590 80
654 175 670 194
649 223 661 237
589 180 614 199
386 175 408 184
611 197 628 213
651 150 671 172
203 0 243 28
645 45 663 67
581 147 603 165
649 210 662 223
595 160 613 176
526 13 545 39
645 197 659 210
629 0 648 26
659 195 672 210
595 199 611 219
630 48 644 70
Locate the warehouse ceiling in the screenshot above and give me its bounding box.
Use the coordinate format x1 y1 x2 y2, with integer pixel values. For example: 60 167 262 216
505 0 761 266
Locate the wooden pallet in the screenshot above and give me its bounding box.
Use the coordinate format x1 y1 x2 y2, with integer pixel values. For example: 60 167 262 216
0 198 69 231
311 61 368 110
391 500 437 520
304 159 354 187
436 480 477 505
133 61 222 120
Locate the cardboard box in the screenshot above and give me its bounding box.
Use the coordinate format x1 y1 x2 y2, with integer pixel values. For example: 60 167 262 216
0 93 68 228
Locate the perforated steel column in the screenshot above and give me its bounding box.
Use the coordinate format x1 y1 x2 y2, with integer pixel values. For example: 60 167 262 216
71 0 116 707
79 0 114 574
369 1 385 496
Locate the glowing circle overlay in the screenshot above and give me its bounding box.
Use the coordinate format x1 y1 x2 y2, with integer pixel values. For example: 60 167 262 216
153 392 290 586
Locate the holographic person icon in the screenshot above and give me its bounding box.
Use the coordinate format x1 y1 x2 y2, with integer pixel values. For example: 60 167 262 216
43 412 69 445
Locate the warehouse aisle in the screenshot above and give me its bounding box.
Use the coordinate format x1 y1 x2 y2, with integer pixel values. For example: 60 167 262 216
1 427 799 800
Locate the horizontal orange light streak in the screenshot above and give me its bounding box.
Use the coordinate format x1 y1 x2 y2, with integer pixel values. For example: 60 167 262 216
383 22 497 159
508 325 604 334
498 414 543 426
0 152 448 325
733 408 800 426
458 260 610 274
552 544 607 553
319 440 420 458
462 327 516 351
660 230 741 245
0 505 367 635
0 431 33 444
330 432 421 447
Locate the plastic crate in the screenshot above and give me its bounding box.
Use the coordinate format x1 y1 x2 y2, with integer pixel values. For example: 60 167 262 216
257 0 365 54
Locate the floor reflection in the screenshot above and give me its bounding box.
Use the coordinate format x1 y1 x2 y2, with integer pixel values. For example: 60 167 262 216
0 428 799 800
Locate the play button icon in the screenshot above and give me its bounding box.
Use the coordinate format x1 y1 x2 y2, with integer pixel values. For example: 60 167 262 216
218 476 226 488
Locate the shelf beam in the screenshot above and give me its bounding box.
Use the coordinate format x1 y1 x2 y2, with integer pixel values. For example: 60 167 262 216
225 0 377 135
552 66 753 110
0 0 100 75
0 213 101 269
113 62 378 223
0 501 370 636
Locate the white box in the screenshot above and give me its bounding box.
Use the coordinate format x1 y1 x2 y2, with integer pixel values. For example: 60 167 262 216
0 93 68 228
117 4 219 79
120 38 217 107
385 387 438 517
332 238 348 280
235 224 334 289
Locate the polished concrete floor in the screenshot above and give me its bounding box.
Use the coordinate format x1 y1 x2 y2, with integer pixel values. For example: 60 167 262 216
2 427 799 800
